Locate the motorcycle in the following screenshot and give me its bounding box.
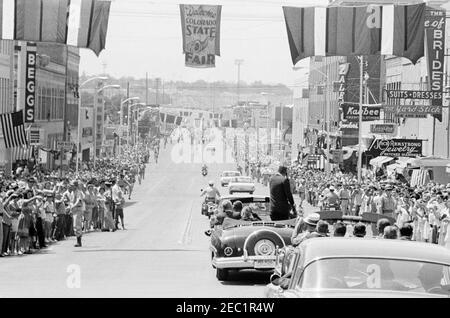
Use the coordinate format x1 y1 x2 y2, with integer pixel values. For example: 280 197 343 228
201 167 208 176
201 196 217 218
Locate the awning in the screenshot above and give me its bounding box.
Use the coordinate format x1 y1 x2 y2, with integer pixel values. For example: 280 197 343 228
370 156 394 168
386 163 405 174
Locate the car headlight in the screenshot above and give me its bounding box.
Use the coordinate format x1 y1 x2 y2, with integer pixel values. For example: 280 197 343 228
224 247 234 256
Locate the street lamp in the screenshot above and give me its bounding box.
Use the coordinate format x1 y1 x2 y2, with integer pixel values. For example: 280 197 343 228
118 97 140 156
129 102 146 146
76 76 108 175
93 84 120 168
293 64 332 172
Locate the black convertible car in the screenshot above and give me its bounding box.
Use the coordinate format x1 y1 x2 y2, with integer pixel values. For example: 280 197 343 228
210 195 296 281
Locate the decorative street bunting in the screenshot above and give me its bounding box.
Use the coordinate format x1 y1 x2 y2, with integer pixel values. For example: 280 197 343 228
0 0 112 56
180 4 221 68
368 138 423 158
342 103 381 122
283 3 425 65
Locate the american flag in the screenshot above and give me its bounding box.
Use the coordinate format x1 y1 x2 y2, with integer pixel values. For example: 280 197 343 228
0 110 28 149
12 146 34 161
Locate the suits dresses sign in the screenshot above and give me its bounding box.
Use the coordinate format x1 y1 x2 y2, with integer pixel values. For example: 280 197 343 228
180 4 221 68
368 139 422 158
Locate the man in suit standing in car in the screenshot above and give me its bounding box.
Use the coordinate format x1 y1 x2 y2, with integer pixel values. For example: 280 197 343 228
269 166 296 221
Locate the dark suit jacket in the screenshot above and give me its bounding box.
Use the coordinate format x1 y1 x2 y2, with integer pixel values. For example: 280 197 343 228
269 173 295 219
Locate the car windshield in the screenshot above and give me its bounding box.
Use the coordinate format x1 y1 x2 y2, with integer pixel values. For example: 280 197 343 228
224 172 240 177
298 258 450 295
231 177 252 183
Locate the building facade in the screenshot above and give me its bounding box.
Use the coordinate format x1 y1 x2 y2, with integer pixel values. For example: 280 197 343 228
0 40 14 171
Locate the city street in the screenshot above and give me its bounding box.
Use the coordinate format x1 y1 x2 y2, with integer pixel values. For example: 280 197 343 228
0 144 288 298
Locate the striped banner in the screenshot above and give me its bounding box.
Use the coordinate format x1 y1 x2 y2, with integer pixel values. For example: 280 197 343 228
283 3 425 65
12 145 33 161
0 0 111 56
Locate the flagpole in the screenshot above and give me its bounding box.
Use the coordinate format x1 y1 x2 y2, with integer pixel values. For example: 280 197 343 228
357 55 364 184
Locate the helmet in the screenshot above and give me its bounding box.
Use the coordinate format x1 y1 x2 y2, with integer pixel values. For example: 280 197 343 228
208 180 214 186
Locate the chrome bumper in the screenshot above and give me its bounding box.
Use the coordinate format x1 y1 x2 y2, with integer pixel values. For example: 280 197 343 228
212 255 277 270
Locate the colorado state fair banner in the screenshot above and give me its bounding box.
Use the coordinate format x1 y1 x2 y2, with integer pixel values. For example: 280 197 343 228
180 4 221 68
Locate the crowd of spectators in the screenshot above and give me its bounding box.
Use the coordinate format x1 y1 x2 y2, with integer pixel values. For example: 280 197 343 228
0 145 151 257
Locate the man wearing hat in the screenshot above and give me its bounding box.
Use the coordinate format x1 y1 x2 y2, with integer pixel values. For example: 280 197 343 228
291 213 321 246
381 185 397 218
269 166 296 221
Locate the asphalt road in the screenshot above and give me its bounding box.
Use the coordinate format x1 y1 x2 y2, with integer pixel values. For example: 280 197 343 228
0 142 280 298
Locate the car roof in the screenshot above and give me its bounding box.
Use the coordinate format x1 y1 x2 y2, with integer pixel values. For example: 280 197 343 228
300 238 450 266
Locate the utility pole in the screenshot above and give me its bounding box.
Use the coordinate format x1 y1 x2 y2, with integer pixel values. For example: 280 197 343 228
156 78 160 105
235 59 244 105
146 72 148 106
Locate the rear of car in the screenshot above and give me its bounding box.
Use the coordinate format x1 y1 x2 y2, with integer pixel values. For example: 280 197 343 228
228 176 255 194
220 171 241 187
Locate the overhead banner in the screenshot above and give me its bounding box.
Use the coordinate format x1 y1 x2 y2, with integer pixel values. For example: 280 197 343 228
282 3 425 65
1 0 111 56
24 45 36 123
368 139 423 158
342 104 381 122
425 9 445 119
180 4 221 68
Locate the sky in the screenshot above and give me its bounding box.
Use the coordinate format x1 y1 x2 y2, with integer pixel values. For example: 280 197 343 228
79 0 324 85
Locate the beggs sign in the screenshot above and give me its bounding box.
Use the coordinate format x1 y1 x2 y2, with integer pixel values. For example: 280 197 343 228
25 50 36 123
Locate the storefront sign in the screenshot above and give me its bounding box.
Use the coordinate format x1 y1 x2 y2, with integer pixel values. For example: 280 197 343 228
337 63 350 107
385 90 442 100
384 104 440 116
342 104 381 121
370 124 397 134
82 127 93 137
25 48 36 123
368 139 422 158
425 9 445 113
180 4 221 68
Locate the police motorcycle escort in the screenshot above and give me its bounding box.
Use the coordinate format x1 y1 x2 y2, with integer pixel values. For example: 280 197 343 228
200 180 220 218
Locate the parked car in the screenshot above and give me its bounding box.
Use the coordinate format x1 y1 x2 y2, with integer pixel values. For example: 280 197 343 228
210 195 296 281
228 176 255 194
220 171 241 187
265 238 450 298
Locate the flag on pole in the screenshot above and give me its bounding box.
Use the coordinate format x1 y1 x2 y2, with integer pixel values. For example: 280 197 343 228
0 110 28 148
0 0 111 56
283 3 425 65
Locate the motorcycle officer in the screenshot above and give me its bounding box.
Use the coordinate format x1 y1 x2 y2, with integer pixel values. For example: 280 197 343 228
201 180 221 204
201 164 208 176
